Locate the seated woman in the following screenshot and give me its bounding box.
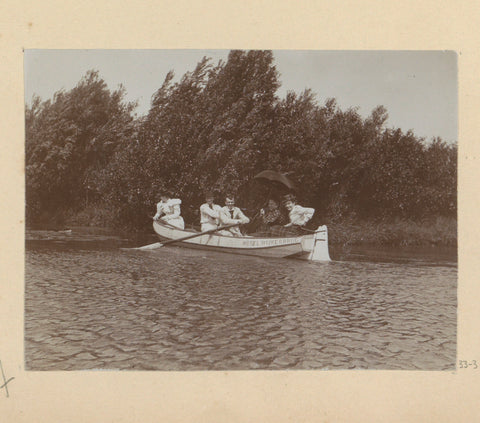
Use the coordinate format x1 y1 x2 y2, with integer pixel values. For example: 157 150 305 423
153 193 185 229
256 199 283 235
282 194 315 235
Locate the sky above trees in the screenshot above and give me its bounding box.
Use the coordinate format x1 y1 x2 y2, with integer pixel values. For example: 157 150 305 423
24 49 457 143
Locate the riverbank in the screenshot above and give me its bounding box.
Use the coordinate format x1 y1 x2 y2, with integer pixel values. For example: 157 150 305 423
326 216 457 247
29 206 457 249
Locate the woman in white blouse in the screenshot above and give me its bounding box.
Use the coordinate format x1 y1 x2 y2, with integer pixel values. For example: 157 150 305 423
283 194 315 231
153 193 185 229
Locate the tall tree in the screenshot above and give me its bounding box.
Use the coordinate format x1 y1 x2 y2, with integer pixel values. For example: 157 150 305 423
25 70 136 223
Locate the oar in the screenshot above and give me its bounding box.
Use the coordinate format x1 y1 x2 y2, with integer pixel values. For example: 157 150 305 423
152 218 180 229
157 222 242 247
121 223 242 251
299 226 316 233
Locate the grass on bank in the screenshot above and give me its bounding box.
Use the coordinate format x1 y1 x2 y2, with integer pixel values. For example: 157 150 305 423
30 203 457 248
327 216 457 247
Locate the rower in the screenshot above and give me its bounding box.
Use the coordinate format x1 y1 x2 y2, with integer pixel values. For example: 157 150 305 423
153 193 185 229
219 195 250 236
199 191 222 232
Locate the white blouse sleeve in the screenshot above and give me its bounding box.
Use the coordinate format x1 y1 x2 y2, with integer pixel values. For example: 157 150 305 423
153 202 164 220
167 204 181 219
300 206 315 224
164 199 182 220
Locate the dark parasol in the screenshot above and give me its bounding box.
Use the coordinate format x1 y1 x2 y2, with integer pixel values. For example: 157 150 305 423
253 170 296 190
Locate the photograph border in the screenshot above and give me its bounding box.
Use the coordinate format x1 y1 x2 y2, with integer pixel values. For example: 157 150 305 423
1 1 478 421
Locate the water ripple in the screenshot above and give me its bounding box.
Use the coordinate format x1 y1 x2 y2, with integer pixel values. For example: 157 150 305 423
25 233 457 371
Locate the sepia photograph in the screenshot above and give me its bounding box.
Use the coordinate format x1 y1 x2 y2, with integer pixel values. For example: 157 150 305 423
24 49 458 372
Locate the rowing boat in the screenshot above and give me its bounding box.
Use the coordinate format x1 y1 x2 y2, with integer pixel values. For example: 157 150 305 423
152 220 331 261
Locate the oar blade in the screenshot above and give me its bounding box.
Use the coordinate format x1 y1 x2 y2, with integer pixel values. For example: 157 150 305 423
137 242 164 250
120 242 163 251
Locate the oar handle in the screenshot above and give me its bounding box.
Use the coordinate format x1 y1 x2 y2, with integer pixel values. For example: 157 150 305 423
150 214 183 230
299 226 316 233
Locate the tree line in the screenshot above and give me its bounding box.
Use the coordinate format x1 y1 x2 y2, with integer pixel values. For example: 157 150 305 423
25 50 457 230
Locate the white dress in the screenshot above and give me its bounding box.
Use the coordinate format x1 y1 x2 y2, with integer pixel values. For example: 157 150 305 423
154 199 185 229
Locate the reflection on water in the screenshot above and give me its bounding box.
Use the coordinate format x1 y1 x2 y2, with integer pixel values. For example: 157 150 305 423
25 228 457 370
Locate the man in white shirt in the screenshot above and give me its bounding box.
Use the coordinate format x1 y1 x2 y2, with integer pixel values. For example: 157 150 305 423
199 192 222 231
219 195 250 236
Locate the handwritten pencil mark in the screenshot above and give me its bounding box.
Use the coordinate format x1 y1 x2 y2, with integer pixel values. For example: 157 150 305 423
0 361 14 398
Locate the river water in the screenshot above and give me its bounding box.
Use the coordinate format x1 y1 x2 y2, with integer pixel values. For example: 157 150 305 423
25 227 457 371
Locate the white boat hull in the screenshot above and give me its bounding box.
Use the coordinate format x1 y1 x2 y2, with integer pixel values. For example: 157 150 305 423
153 221 331 261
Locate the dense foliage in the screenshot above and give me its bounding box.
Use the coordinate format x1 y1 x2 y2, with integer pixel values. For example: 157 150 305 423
25 50 457 232
25 70 137 223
